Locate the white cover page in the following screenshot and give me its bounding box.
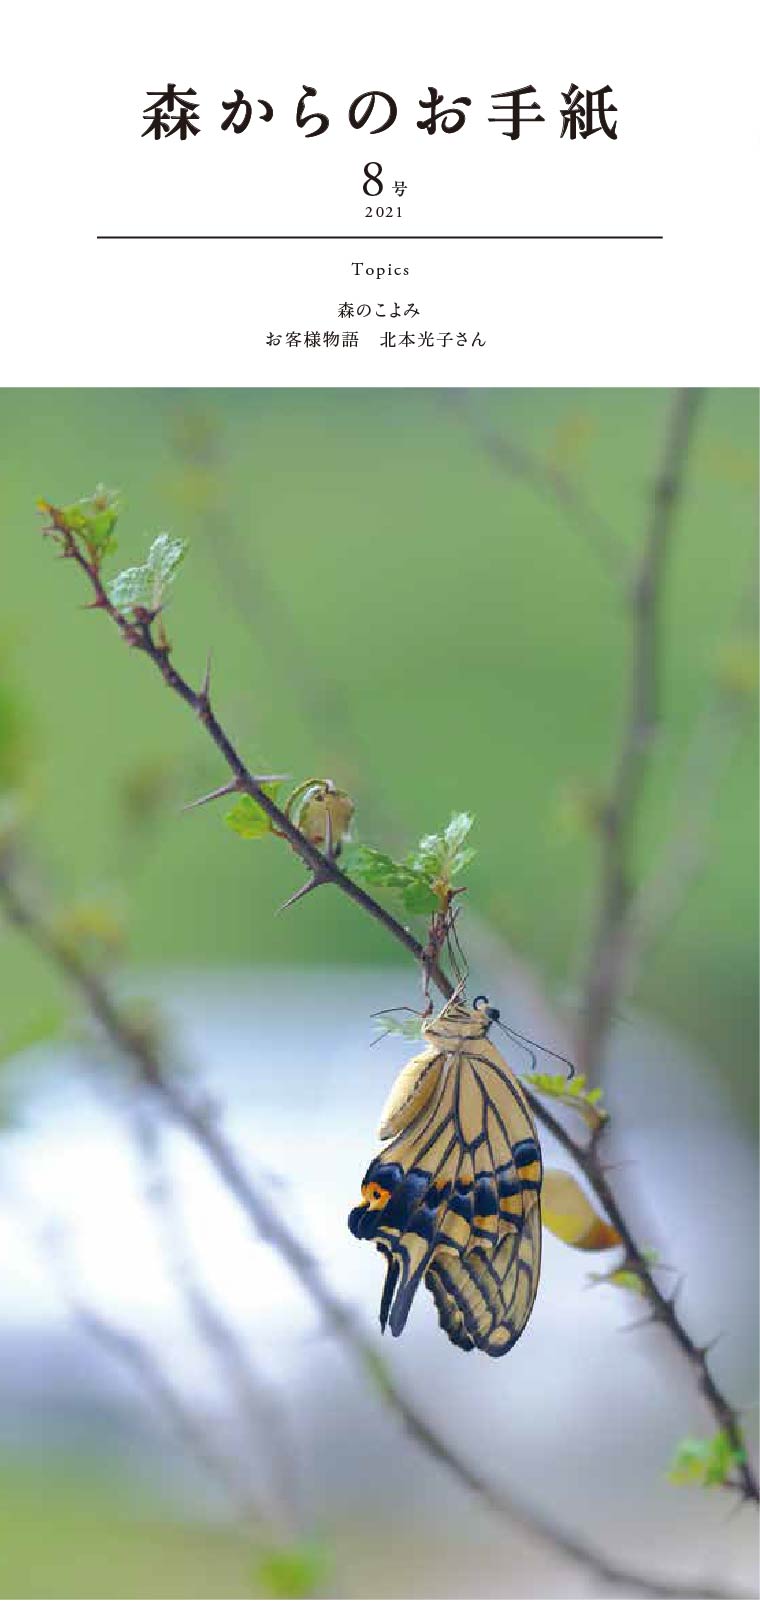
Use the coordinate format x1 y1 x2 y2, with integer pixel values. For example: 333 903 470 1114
0 5 757 1600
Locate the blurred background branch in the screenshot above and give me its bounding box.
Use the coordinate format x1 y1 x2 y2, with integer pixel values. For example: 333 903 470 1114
575 390 703 1080
131 1107 302 1538
19 1201 265 1527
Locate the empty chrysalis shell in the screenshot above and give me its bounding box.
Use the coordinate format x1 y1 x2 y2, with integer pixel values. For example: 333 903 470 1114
286 778 355 850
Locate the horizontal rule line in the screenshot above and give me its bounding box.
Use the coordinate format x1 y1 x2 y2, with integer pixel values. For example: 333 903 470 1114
97 233 663 242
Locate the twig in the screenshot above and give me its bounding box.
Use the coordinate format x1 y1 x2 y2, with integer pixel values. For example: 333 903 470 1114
628 688 748 986
440 390 626 582
576 390 704 1079
132 1110 300 1535
627 559 758 985
172 413 359 760
35 494 758 1507
0 860 749 1599
19 1204 265 1525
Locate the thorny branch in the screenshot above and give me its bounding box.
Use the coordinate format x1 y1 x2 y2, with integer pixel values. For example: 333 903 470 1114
576 389 705 1080
0 856 749 1601
43 502 451 998
36 491 758 1512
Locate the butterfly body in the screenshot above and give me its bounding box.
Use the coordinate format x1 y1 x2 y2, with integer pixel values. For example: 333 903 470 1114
349 997 543 1356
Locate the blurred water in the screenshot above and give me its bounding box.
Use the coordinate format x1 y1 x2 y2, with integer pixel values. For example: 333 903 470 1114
0 968 757 1597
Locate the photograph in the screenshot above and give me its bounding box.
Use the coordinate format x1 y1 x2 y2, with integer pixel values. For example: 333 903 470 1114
0 386 756 1598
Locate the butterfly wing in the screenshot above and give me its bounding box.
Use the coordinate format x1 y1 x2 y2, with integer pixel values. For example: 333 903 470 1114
349 1030 543 1355
348 1046 460 1336
430 1037 542 1355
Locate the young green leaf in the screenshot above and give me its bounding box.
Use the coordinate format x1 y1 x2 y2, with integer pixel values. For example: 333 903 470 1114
525 1070 608 1132
52 897 126 965
407 811 475 887
254 1539 329 1600
342 815 474 915
58 485 121 564
372 1011 425 1041
224 783 284 840
340 845 401 884
341 844 437 913
668 1430 746 1489
587 1246 660 1297
109 533 186 619
0 1007 63 1068
401 876 439 914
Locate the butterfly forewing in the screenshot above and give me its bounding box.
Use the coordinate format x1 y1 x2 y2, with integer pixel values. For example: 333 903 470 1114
348 999 543 1356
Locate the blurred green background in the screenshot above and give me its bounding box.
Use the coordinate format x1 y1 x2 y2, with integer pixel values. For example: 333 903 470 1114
1 387 757 1110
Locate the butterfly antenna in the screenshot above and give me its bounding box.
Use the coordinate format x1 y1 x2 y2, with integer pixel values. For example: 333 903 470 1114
495 1019 577 1081
369 1005 421 1019
497 1023 538 1074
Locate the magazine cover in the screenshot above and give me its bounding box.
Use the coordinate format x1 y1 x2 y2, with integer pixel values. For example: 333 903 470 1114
1 5 757 1598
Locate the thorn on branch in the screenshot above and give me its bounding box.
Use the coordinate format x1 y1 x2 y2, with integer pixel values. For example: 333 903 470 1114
619 1311 659 1335
197 651 213 719
182 775 292 813
665 1274 686 1313
697 1333 724 1361
276 869 330 914
182 779 243 812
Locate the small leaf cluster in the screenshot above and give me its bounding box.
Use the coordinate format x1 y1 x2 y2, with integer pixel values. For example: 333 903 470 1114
667 1429 746 1489
109 532 186 620
51 485 121 567
526 1069 607 1132
40 489 186 619
343 812 475 916
339 845 438 914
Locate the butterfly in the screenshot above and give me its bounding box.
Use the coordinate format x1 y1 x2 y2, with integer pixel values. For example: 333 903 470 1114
348 993 543 1356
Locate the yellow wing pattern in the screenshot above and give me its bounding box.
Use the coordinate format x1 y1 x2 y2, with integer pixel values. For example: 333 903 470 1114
349 997 542 1356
